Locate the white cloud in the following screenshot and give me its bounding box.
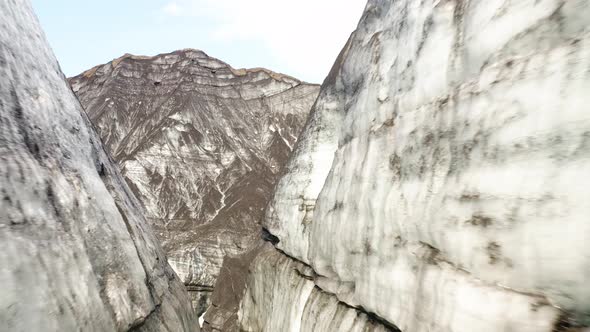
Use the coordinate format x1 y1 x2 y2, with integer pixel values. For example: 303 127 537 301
162 2 181 16
160 0 367 82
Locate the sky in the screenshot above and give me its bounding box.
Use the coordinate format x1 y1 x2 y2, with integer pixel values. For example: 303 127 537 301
31 0 367 84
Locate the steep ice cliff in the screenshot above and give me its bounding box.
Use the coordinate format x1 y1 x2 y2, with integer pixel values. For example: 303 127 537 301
0 1 197 331
69 51 319 316
241 0 590 331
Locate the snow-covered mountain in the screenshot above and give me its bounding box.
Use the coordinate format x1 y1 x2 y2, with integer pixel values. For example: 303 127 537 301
69 51 319 316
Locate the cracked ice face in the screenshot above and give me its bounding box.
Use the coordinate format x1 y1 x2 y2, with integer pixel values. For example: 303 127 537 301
259 0 590 331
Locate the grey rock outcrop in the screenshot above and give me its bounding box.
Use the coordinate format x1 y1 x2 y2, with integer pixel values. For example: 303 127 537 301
69 50 319 317
0 1 197 331
238 0 590 331
201 244 264 332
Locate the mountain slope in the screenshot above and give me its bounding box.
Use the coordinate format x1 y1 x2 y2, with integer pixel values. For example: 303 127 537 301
0 1 197 331
69 50 320 315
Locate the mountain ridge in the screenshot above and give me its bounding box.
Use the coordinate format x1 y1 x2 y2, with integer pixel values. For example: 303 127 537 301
73 48 320 86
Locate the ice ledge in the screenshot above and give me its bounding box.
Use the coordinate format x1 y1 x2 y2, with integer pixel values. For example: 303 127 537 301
259 232 581 332
238 243 400 331
274 246 402 332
